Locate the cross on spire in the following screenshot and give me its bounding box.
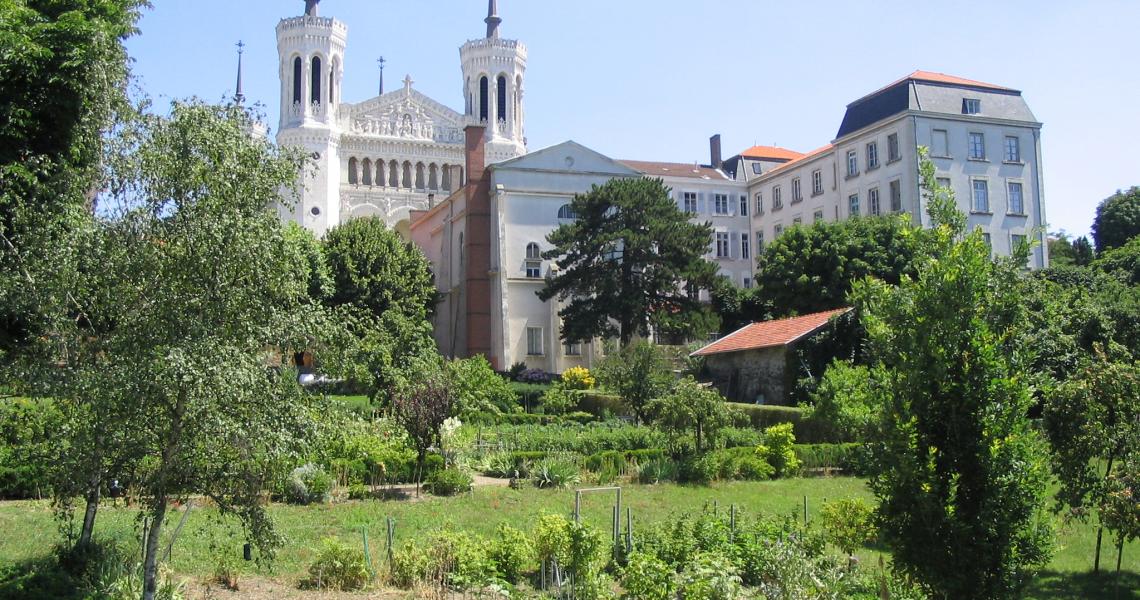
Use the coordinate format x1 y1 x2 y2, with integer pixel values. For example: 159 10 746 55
485 0 501 39
377 56 386 95
234 40 245 104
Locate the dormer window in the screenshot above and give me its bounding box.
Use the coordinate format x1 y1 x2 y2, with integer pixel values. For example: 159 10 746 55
962 98 981 115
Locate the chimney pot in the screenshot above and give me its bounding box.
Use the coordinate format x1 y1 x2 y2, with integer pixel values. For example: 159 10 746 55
710 134 723 170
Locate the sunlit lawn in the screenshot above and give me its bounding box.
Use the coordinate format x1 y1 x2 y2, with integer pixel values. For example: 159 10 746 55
1 477 1136 598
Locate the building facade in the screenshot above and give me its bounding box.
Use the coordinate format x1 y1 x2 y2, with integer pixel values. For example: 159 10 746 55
274 0 527 238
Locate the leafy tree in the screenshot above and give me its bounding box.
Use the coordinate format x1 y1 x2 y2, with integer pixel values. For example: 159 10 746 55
1047 232 1078 267
35 101 328 600
0 0 145 358
1099 457 1140 573
650 376 734 455
323 215 437 320
283 222 333 301
819 499 876 560
446 355 515 416
595 340 674 424
805 360 884 442
1094 235 1140 286
709 276 770 334
1092 186 1140 253
1072 235 1095 266
853 160 1055 598
755 214 920 318
538 177 719 346
1043 353 1140 572
392 375 453 495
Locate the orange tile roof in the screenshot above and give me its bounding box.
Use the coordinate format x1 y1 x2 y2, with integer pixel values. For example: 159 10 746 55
906 70 1015 92
739 145 804 161
618 160 731 181
692 308 852 357
762 143 835 177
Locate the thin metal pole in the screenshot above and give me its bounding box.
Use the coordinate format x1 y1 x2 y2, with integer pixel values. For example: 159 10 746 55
803 496 808 525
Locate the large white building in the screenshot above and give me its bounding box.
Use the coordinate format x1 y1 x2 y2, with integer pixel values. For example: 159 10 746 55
272 3 1049 370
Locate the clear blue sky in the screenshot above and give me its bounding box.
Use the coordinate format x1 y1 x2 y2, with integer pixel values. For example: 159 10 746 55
125 0 1139 240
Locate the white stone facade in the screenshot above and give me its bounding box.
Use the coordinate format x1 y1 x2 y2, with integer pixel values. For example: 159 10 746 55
274 2 526 238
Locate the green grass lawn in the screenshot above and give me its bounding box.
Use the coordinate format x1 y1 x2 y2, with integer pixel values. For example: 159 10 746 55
1 477 1137 598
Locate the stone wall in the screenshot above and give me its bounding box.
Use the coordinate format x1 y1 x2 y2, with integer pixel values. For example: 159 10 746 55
703 345 789 405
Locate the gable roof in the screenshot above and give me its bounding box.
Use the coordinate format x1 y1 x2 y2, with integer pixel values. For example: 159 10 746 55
617 160 731 181
494 140 642 176
761 144 835 177
739 145 805 162
691 308 852 357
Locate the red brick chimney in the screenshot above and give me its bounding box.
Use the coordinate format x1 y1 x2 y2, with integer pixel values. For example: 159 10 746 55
463 125 495 366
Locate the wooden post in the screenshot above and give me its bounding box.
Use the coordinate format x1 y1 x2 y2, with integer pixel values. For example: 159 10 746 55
362 526 375 578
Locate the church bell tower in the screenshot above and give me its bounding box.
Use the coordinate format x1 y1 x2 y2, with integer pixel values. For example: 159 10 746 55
460 0 527 162
276 0 347 236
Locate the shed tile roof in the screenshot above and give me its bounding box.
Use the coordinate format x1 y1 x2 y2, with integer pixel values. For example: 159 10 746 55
691 308 852 356
762 144 835 177
618 160 732 181
739 145 805 161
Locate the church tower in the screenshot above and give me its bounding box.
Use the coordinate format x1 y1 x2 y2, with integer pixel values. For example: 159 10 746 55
276 0 347 236
460 0 528 162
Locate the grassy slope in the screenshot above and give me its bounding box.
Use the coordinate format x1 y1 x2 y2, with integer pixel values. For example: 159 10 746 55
1 478 1137 598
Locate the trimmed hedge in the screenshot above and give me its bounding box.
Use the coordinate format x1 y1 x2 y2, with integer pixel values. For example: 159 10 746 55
726 403 837 444
466 411 597 426
583 449 666 473
575 391 626 418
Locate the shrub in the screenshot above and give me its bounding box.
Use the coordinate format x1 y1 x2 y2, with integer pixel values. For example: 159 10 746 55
757 423 801 478
448 356 517 415
561 366 596 390
424 468 472 496
576 391 626 417
804 360 883 442
489 523 533 584
346 483 370 500
677 553 743 600
726 402 839 444
794 443 869 476
706 447 774 481
388 542 431 589
620 552 675 600
212 551 241 591
637 458 678 484
285 464 333 504
678 454 718 484
540 385 576 415
532 457 580 489
301 538 371 591
0 398 62 499
819 499 877 558
389 528 495 591
518 369 555 384
507 361 527 382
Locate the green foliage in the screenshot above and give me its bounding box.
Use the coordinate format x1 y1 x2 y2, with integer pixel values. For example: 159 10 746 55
1094 235 1140 286
301 538 371 591
531 457 581 488
755 214 921 318
595 341 674 423
793 443 871 476
820 499 876 557
1100 457 1140 551
534 514 611 596
282 222 333 301
539 384 576 415
804 360 883 442
757 423 801 478
705 447 774 481
284 464 332 505
538 177 720 346
1047 232 1094 268
446 356 516 416
389 527 496 591
709 276 771 334
424 468 473 496
637 457 679 484
677 553 744 600
472 420 666 456
620 552 675 600
853 160 1055 598
322 215 437 320
0 398 61 499
1044 353 1140 567
489 523 534 584
650 376 735 454
1091 186 1140 253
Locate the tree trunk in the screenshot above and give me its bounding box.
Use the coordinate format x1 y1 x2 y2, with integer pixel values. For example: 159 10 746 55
142 497 167 600
1095 454 1116 573
77 475 101 550
1117 540 1124 574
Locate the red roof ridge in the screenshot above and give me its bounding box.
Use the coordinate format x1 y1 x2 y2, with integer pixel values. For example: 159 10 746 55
691 307 852 357
761 143 835 177
739 145 804 161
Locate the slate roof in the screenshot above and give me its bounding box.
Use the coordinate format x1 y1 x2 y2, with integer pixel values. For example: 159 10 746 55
691 308 852 357
618 160 732 181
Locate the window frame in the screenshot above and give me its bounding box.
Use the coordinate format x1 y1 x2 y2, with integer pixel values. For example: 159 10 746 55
772 185 783 210
557 204 578 219
968 132 987 161
962 98 982 115
564 340 582 356
889 179 903 213
682 191 698 214
526 326 544 356
751 162 762 175
1004 136 1022 163
1007 180 1025 215
740 233 750 260
754 192 764 215
811 169 823 195
846 150 859 178
813 209 824 223
714 231 730 259
739 195 748 217
887 133 901 162
791 177 803 203
848 193 860 216
713 193 730 216
869 187 881 215
971 178 991 213
866 141 880 170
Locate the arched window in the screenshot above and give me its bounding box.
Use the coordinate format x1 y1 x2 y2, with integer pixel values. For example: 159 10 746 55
375 160 385 187
292 57 303 104
347 157 358 184
557 204 578 219
525 242 542 278
361 158 372 186
496 75 507 121
310 56 322 104
415 163 425 190
479 76 489 121
428 164 439 190
442 165 452 192
329 58 338 104
402 161 412 189
388 160 399 187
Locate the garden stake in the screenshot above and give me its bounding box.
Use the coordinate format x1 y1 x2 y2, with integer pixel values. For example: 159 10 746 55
626 507 633 553
714 500 718 516
612 505 619 559
386 517 395 562
162 500 194 562
730 504 736 540
804 496 808 524
362 526 375 578
140 517 148 564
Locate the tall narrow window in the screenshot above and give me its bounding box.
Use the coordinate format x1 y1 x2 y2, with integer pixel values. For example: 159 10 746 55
756 231 764 252
972 180 990 213
347 158 358 185
714 194 730 215
739 195 748 216
889 179 902 212
292 57 303 104
310 56 322 104
791 178 802 202
1007 182 1024 214
866 142 879 169
755 192 764 215
888 133 900 162
869 187 881 215
683 192 698 213
849 194 860 216
715 232 730 258
740 233 750 259
496 75 507 121
479 76 489 121
1004 136 1021 162
361 159 372 186
525 242 542 278
846 150 858 177
969 132 986 160
526 327 544 356
812 169 823 195
772 186 783 210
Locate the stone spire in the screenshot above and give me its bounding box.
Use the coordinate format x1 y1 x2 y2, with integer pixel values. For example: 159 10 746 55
234 40 245 104
304 0 319 17
484 0 501 39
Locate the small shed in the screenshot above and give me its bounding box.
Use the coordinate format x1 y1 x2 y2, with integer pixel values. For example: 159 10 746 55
691 308 852 405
